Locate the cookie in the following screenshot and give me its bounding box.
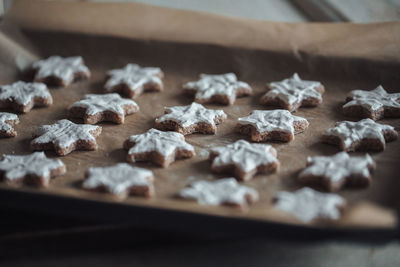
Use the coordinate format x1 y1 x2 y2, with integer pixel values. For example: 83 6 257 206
0 81 52 113
27 56 90 87
0 152 66 187
298 152 375 192
179 178 258 209
124 128 195 167
0 112 19 137
68 93 139 124
236 109 309 142
183 73 252 105
209 139 279 181
105 63 164 99
31 119 102 156
82 163 154 198
343 85 400 121
322 118 398 151
260 73 325 112
155 102 227 135
274 187 346 223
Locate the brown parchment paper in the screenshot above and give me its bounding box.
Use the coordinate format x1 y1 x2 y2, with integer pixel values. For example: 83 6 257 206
0 0 399 230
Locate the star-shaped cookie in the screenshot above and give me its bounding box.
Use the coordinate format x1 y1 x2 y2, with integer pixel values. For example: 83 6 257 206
68 93 139 124
155 102 227 135
179 178 259 209
105 63 164 99
298 152 376 192
124 128 195 167
0 112 19 137
183 73 253 105
0 152 66 187
209 140 279 181
31 119 102 156
0 81 52 113
236 109 309 142
82 163 154 198
274 187 346 223
322 118 398 151
343 86 400 120
29 56 91 87
260 73 325 112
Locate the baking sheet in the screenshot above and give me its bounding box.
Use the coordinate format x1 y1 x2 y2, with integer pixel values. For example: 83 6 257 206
0 0 400 232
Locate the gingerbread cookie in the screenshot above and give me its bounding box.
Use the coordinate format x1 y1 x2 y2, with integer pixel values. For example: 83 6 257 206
343 85 400 121
274 187 346 223
209 140 279 181
183 73 252 105
179 178 258 209
236 109 309 142
124 128 195 167
68 93 139 124
28 56 90 87
105 63 164 99
0 112 19 137
155 102 227 135
0 81 52 113
31 119 102 156
260 73 325 112
82 163 154 198
299 152 375 192
322 118 397 152
0 152 66 187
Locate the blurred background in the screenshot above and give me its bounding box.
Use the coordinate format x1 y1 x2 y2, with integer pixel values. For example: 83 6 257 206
1 0 400 22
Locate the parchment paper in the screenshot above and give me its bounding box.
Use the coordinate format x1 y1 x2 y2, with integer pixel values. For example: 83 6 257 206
0 0 399 230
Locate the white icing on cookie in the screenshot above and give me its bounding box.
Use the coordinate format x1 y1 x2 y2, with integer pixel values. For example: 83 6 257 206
0 152 65 185
82 163 154 196
68 93 139 116
105 63 163 93
343 85 400 112
0 112 19 135
179 178 258 206
127 128 195 157
0 81 52 106
274 187 345 222
324 118 395 150
32 56 90 85
184 73 252 104
155 102 226 128
299 152 375 188
32 119 101 149
237 109 308 135
263 73 323 106
210 140 278 173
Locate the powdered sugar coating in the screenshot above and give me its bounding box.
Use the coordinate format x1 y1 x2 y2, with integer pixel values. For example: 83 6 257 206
343 85 400 112
68 93 139 116
0 152 65 186
32 56 90 86
179 178 258 207
155 102 226 128
0 81 52 107
31 119 101 151
274 187 345 222
184 73 252 104
82 163 154 197
237 109 308 135
0 112 19 136
126 128 195 158
105 63 163 95
210 140 278 173
262 73 323 110
299 152 375 191
324 118 395 150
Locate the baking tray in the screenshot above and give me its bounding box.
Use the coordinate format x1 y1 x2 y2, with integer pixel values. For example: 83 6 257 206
0 0 399 238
